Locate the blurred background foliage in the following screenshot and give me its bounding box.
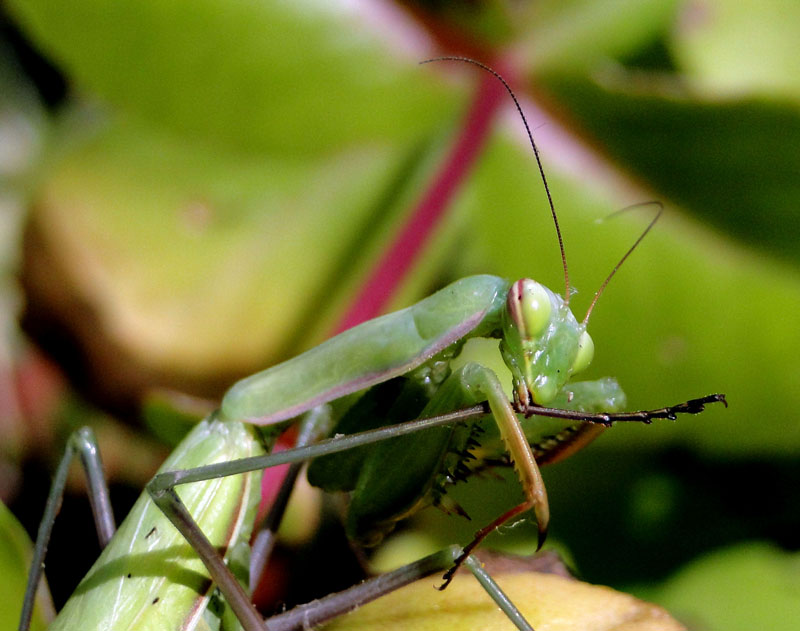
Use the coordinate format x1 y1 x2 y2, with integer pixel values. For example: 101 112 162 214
0 0 798 629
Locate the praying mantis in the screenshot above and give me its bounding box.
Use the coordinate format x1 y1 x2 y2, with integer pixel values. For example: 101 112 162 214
19 58 726 631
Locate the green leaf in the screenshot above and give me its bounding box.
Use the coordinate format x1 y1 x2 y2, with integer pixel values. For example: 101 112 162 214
643 543 800 630
322 566 685 630
455 133 800 455
671 0 800 98
0 500 52 631
5 0 454 153
543 72 800 263
24 112 458 396
523 0 680 72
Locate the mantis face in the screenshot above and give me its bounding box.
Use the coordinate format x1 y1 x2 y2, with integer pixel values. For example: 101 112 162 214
500 279 594 407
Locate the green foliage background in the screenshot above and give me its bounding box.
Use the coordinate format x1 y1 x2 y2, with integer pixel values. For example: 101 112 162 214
1 1 798 629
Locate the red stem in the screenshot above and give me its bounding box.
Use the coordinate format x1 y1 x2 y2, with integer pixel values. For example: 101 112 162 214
331 67 507 334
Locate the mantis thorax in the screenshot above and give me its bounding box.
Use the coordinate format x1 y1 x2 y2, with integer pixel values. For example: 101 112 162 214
500 279 594 406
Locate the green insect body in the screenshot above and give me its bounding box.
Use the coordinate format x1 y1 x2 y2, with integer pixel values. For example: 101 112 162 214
42 272 612 629
30 269 710 631
220 275 508 425
221 275 594 425
223 273 614 547
48 420 266 631
21 57 726 631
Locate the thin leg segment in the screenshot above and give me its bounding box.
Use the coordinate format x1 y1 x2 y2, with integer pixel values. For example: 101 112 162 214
264 548 458 631
148 404 486 491
249 407 332 588
264 547 533 631
144 405 488 631
19 427 114 631
463 555 535 631
149 487 264 631
523 393 727 424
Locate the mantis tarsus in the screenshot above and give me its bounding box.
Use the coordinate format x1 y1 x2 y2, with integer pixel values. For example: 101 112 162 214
19 57 726 631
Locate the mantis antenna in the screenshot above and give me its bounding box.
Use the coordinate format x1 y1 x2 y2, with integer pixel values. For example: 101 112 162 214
582 200 663 326
420 56 571 303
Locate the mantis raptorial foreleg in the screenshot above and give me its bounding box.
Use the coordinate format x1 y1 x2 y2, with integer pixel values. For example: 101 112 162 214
432 363 549 589
330 363 548 572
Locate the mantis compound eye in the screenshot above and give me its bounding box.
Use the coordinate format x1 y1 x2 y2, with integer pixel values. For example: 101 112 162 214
570 330 594 375
509 279 552 339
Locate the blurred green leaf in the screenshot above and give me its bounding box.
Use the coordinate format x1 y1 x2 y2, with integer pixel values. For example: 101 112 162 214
671 0 800 98
141 389 213 446
455 133 800 454
523 0 680 72
22 111 463 403
643 543 800 630
5 0 454 153
543 72 800 263
0 500 52 631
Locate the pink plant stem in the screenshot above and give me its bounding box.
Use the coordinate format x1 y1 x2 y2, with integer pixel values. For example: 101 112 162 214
332 67 508 333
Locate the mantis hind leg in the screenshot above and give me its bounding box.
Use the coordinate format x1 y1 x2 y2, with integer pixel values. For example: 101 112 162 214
19 426 114 631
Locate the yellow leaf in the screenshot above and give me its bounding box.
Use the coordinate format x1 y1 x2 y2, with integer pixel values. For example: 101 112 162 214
323 570 684 631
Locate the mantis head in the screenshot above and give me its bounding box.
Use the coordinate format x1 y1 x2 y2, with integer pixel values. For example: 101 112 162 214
500 279 594 407
423 59 658 408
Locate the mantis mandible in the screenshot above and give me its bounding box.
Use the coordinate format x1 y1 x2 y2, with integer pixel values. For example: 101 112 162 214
19 57 726 631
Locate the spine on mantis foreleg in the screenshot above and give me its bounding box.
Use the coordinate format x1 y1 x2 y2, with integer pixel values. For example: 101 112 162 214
49 419 266 631
220 275 510 426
